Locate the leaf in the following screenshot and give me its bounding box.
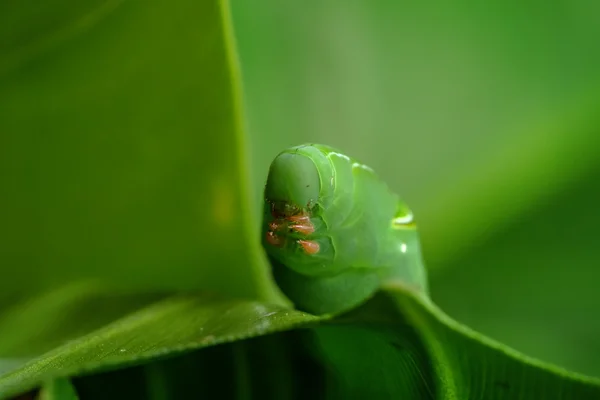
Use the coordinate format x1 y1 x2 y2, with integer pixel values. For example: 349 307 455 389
0 0 288 358
3 286 600 399
380 285 600 399
308 286 600 399
0 295 322 398
0 283 165 358
0 0 284 311
71 333 324 399
431 163 600 377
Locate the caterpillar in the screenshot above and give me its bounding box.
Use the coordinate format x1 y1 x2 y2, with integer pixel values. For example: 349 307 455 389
262 143 428 315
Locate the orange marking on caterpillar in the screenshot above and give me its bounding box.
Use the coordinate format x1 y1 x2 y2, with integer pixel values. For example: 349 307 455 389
290 223 314 235
288 214 310 224
298 239 320 255
266 231 283 247
269 219 286 232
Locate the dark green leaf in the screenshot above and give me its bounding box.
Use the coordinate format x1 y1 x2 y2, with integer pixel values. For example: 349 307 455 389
309 286 600 399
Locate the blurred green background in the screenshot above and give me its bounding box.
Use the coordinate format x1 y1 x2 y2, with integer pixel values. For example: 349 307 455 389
1 0 600 386
231 0 600 377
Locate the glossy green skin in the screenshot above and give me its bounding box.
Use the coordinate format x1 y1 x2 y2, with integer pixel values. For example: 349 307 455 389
263 143 428 315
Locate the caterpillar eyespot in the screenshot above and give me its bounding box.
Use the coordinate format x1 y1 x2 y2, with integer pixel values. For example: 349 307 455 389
262 143 428 315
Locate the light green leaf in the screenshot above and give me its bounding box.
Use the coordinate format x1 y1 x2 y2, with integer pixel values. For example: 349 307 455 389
0 0 283 311
0 295 321 398
0 0 288 358
0 283 164 357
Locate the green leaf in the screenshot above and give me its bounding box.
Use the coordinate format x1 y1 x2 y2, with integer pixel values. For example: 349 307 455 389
0 0 288 358
3 287 600 399
431 163 600 377
0 283 165 357
0 0 283 310
304 286 600 399
0 295 322 398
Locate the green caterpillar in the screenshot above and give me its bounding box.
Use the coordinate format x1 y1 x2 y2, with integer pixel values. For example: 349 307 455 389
262 143 428 315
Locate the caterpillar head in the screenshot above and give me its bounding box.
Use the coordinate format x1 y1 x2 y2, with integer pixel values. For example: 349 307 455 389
262 146 333 275
265 149 320 217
